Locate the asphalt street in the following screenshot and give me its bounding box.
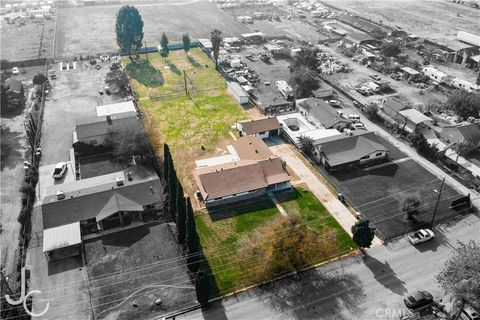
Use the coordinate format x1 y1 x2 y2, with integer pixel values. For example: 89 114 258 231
177 213 480 320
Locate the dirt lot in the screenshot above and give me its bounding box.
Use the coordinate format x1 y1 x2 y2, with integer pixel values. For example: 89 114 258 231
322 0 480 43
1 65 46 289
40 60 125 166
323 141 463 240
54 0 248 58
0 18 56 61
85 224 196 320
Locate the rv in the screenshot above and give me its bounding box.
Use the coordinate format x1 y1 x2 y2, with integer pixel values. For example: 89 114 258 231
276 80 294 99
422 66 448 83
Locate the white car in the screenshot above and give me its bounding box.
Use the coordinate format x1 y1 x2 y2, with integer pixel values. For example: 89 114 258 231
52 162 67 179
12 67 19 75
407 229 434 245
351 123 366 130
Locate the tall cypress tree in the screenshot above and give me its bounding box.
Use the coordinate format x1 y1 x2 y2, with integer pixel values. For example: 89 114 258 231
168 167 177 221
195 270 210 305
163 144 170 183
186 197 201 272
176 181 186 245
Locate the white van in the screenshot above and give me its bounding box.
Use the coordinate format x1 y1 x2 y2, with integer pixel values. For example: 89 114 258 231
347 114 361 122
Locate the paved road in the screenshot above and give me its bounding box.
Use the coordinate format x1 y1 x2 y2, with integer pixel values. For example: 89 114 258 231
178 213 480 320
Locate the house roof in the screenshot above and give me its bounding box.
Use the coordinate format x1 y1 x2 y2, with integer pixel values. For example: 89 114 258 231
317 131 388 167
193 160 268 200
298 98 351 128
43 222 81 252
458 123 480 147
96 101 136 117
457 31 480 47
42 176 162 229
231 135 274 160
194 136 290 200
6 78 23 93
238 117 281 135
382 98 409 114
398 109 433 125
75 111 137 139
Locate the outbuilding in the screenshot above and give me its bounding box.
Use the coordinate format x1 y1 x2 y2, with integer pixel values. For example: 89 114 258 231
236 117 281 139
228 82 249 105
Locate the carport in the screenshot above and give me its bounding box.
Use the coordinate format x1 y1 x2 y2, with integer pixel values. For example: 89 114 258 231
43 222 84 264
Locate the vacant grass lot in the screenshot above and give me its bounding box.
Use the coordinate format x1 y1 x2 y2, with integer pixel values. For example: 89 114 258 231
196 189 355 296
124 49 247 189
125 50 354 297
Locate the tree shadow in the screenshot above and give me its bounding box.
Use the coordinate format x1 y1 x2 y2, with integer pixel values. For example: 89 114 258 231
167 62 181 75
48 255 83 276
1 126 23 170
126 60 164 87
207 196 276 222
260 269 365 319
362 255 408 296
1 102 25 118
188 55 202 68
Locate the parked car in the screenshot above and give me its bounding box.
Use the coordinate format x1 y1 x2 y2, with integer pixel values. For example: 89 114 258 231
417 83 429 89
52 162 67 179
12 67 19 75
390 73 402 81
462 305 480 320
407 229 434 245
369 74 381 81
356 87 369 96
404 291 433 310
351 123 366 130
347 114 361 122
328 100 341 107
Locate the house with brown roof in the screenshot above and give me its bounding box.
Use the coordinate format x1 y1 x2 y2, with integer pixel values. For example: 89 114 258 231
41 172 162 261
193 136 291 207
312 131 389 171
236 116 281 139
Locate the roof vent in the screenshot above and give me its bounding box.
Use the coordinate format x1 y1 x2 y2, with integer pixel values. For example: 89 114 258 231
107 115 112 125
116 177 124 186
56 190 65 200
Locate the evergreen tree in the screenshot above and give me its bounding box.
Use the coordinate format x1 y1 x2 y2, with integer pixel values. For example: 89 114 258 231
351 219 375 253
160 32 169 59
195 270 210 305
115 5 144 54
163 143 170 183
210 28 223 69
186 197 201 272
176 181 187 245
168 164 177 221
182 33 191 56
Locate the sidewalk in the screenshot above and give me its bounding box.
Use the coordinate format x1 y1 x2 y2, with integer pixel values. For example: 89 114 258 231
269 142 382 246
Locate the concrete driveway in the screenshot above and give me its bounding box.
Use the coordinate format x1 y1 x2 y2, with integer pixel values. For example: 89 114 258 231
37 161 76 201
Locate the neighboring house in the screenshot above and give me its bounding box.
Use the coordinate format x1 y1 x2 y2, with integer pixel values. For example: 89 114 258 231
193 136 290 207
312 131 389 171
236 116 281 139
5 78 25 107
400 67 421 81
96 101 136 116
228 81 249 105
381 97 410 119
396 109 434 132
297 98 352 131
439 123 480 147
73 111 138 145
42 173 162 262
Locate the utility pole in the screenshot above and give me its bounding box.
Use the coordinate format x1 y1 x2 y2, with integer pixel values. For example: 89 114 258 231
430 177 446 228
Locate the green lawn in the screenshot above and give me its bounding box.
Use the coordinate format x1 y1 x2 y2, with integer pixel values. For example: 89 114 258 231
124 48 247 184
277 188 356 252
124 49 355 298
195 198 279 296
196 189 355 297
